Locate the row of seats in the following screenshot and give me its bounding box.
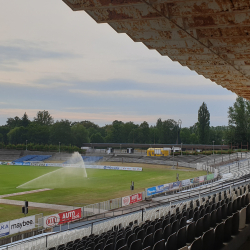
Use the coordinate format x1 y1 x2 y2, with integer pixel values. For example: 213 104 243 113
13 155 51 162
46 184 250 250
7 183 249 250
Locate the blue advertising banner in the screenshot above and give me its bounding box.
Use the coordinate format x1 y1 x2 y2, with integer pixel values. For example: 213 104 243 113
0 222 9 238
146 185 164 196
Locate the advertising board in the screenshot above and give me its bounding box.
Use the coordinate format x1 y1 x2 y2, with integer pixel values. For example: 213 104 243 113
172 181 182 190
9 215 35 235
122 193 143 206
182 179 191 187
84 165 142 171
207 173 214 180
199 176 204 183
146 184 171 196
0 222 9 238
43 208 82 228
190 177 199 184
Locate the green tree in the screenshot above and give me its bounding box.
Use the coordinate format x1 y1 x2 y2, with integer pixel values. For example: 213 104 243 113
198 102 210 144
50 120 71 145
7 127 28 144
139 121 150 143
6 116 21 129
34 110 54 126
90 133 104 143
71 123 89 147
227 96 250 145
180 128 191 144
27 123 50 144
21 112 31 127
0 126 10 144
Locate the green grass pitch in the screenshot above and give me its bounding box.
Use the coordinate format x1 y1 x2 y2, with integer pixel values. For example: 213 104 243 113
0 164 206 222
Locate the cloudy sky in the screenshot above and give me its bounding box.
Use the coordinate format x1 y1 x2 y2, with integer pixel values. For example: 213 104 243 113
0 0 236 127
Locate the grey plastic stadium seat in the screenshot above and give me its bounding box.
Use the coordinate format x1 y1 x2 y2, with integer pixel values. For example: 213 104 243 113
165 232 177 250
176 227 186 249
162 218 170 229
179 216 186 228
142 247 151 250
142 233 153 249
202 228 215 250
224 216 233 242
127 233 136 248
104 243 114 250
115 238 126 250
190 236 202 250
118 246 128 250
186 222 195 244
129 239 142 250
221 204 227 220
195 217 203 237
171 220 179 234
210 210 217 228
152 239 165 250
153 228 162 244
203 213 210 232
246 203 250 223
239 207 246 230
146 226 154 236
163 224 171 241
95 242 104 250
232 212 240 235
214 222 224 249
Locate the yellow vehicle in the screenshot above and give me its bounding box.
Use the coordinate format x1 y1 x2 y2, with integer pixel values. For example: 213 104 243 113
147 148 170 157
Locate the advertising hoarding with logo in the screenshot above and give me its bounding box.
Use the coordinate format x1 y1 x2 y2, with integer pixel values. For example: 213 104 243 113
9 215 35 235
0 222 9 238
207 173 214 180
43 208 82 228
182 179 191 187
172 181 182 190
122 193 143 206
199 176 204 183
146 184 171 196
190 177 199 184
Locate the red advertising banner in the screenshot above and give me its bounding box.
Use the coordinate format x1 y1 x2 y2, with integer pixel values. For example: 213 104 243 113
44 208 82 228
122 193 143 207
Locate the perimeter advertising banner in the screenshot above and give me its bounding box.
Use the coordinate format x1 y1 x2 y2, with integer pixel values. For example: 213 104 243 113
85 165 143 171
0 222 9 238
43 208 82 228
182 179 191 187
146 172 217 196
146 184 171 196
207 173 214 180
172 181 182 190
9 215 36 235
122 193 143 206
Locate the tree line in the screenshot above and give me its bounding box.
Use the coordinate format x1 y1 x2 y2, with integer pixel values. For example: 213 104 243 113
0 96 249 149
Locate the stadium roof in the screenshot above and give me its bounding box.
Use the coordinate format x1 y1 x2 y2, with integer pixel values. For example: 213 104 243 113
63 0 250 99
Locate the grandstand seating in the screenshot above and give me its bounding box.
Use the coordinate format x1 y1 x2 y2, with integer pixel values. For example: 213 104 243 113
64 156 103 164
82 156 103 163
13 155 51 162
25 182 249 250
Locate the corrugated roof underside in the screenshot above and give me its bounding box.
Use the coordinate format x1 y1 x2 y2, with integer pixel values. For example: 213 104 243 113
63 0 250 99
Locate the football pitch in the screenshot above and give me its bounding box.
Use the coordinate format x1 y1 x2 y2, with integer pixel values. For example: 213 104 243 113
0 163 206 222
